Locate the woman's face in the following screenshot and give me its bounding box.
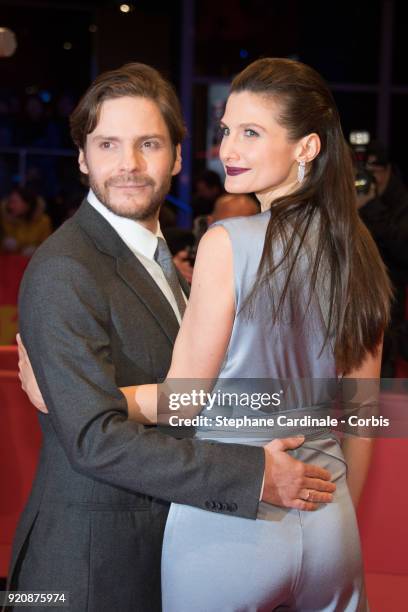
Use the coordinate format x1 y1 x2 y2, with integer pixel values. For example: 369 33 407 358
219 91 300 208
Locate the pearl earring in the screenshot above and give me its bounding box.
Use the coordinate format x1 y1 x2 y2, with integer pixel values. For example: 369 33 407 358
297 160 306 183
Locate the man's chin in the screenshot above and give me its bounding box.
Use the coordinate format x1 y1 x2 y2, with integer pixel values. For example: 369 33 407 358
103 198 160 221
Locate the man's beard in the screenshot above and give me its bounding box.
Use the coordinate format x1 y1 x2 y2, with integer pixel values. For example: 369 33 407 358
89 172 172 221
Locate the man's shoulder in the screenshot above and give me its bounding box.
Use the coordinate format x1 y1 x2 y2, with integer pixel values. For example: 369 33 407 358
28 210 111 279
32 216 88 261
21 214 111 298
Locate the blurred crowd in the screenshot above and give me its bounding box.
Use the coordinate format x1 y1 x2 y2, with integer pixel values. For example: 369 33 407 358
0 92 74 152
0 186 51 256
0 92 84 224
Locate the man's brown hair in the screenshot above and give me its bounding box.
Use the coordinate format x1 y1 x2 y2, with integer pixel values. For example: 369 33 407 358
70 62 186 152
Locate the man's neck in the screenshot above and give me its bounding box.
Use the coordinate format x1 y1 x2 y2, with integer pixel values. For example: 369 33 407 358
88 189 159 235
138 215 159 234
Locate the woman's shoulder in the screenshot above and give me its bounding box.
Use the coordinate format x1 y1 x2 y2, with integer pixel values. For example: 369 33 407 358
210 210 270 241
205 211 271 274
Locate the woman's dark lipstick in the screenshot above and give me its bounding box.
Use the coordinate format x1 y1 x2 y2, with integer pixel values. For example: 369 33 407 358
226 166 250 176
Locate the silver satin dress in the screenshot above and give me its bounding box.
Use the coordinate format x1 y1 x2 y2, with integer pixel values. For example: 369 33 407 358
161 210 368 612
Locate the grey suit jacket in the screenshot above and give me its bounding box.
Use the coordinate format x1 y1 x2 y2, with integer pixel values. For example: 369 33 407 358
7 201 264 612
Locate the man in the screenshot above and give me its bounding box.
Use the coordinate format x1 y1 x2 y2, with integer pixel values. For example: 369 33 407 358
8 63 335 611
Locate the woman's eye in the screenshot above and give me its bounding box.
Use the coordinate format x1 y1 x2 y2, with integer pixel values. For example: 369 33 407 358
220 126 229 137
244 129 259 137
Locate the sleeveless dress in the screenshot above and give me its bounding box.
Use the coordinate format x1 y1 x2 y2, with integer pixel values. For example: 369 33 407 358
161 210 368 611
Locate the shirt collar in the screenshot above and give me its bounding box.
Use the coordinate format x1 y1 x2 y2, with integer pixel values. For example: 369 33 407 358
87 189 162 260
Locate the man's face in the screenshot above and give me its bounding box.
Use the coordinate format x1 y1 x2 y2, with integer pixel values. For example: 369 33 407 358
79 96 181 222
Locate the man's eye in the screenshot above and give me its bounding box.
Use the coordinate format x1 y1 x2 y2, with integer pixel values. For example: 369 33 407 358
244 129 259 137
143 140 160 149
100 141 113 149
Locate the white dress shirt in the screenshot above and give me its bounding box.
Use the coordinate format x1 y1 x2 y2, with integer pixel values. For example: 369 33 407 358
87 190 185 323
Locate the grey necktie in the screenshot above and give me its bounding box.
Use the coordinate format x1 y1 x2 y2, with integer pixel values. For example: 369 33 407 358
154 237 186 318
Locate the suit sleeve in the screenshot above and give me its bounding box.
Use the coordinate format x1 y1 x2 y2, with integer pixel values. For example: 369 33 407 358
19 255 264 519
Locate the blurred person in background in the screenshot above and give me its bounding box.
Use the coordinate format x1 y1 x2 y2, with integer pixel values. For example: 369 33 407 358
194 191 259 247
17 95 59 149
357 141 408 374
207 192 259 224
0 186 52 256
173 193 259 283
366 140 408 216
191 168 224 217
16 95 60 198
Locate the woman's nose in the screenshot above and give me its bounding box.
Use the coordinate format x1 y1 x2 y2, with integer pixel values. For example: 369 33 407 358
219 135 240 163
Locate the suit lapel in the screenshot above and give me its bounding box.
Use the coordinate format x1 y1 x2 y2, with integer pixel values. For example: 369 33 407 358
116 254 180 345
74 200 180 345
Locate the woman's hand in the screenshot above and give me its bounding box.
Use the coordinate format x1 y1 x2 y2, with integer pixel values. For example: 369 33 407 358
16 333 48 413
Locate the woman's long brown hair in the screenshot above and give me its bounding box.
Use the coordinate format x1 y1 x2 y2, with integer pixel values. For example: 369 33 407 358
231 58 391 373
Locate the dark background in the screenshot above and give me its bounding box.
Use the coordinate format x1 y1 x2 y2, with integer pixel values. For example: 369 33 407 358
0 0 407 204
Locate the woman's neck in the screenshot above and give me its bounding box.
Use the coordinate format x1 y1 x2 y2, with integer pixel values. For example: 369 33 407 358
256 178 299 212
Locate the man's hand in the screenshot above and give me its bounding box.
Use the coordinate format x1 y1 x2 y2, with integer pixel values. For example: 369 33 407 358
262 436 336 511
17 334 49 413
173 250 194 284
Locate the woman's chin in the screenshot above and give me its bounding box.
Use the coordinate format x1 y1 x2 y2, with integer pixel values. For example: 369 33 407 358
224 179 250 194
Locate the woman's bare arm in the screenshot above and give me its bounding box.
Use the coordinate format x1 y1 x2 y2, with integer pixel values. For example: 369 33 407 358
341 342 382 508
123 226 235 423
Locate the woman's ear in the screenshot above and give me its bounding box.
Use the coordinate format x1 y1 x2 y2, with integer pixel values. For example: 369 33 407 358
296 133 321 164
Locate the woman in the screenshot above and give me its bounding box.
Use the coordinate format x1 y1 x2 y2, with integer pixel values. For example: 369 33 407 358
20 58 390 610
123 58 391 611
0 186 52 255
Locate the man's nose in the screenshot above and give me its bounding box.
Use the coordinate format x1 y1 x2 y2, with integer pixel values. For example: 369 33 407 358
120 145 146 172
